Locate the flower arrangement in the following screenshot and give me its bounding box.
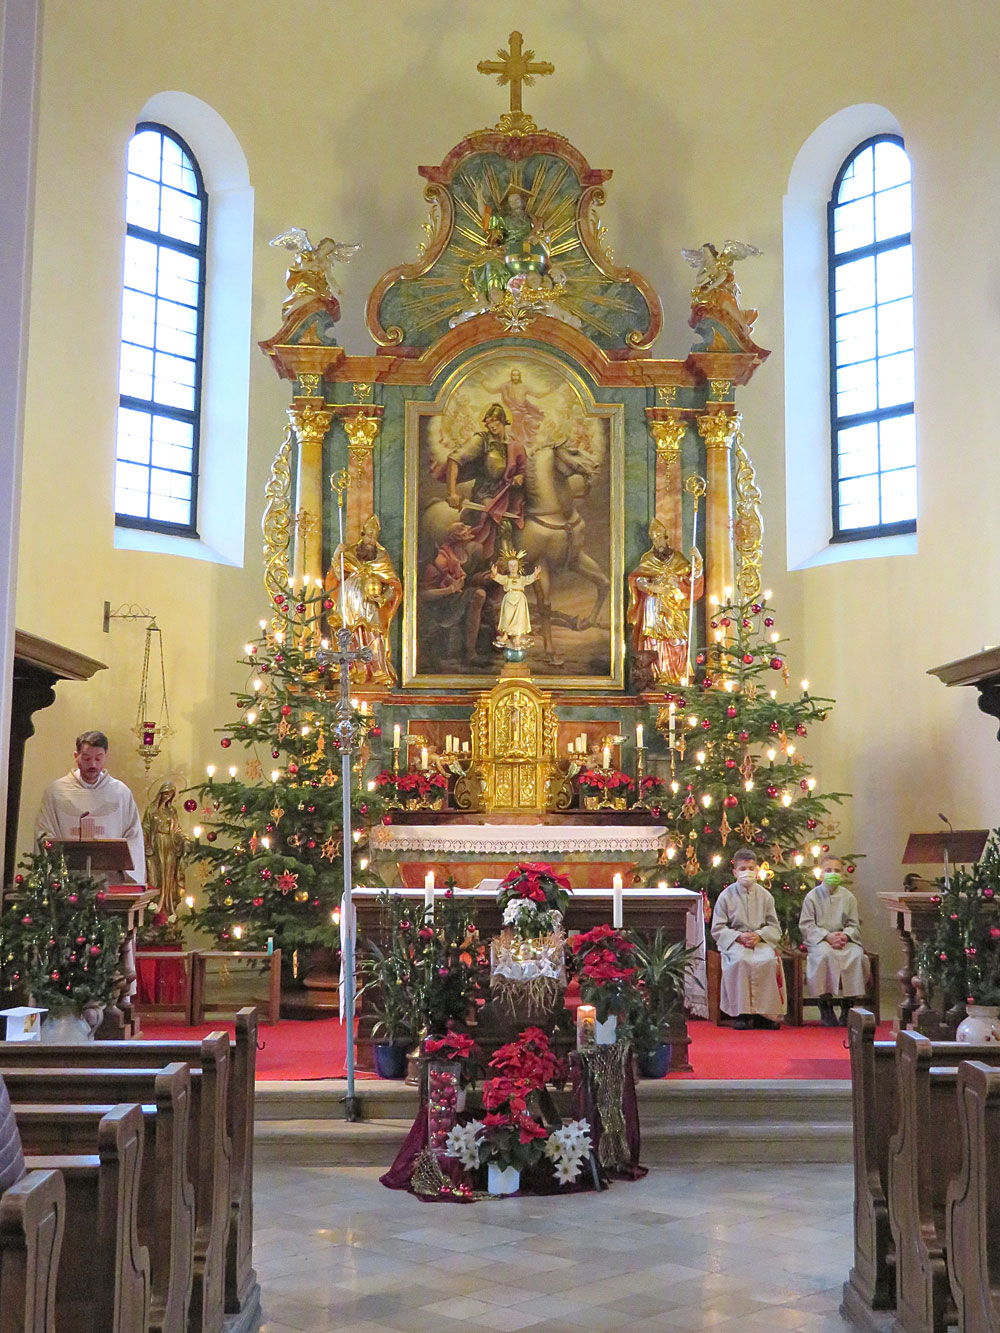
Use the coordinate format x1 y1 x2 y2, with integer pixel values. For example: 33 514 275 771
424 1031 482 1089
578 768 634 793
919 831 1000 1012
497 862 571 935
569 924 640 1023
639 775 666 796
444 1029 590 1185
397 770 448 797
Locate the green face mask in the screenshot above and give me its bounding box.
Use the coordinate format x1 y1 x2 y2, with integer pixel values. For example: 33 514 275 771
823 871 843 888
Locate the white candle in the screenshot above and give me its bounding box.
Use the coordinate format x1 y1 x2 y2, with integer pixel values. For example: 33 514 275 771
424 871 434 914
612 873 624 928
393 723 401 750
462 740 469 754
420 746 429 770
636 723 644 750
568 743 575 756
602 745 611 771
579 732 587 752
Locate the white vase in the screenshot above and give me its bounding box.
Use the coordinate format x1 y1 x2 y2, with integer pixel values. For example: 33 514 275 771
595 1015 618 1045
41 1013 95 1044
487 1163 520 1195
956 1005 1000 1044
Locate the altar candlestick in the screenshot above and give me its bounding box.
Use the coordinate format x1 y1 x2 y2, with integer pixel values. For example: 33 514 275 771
636 722 644 750
424 871 434 915
602 745 611 771
576 1004 597 1049
612 873 624 928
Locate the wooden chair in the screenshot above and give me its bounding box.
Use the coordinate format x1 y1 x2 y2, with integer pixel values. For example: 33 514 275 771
11 1062 195 1333
190 950 281 1026
946 1059 1000 1333
782 948 879 1025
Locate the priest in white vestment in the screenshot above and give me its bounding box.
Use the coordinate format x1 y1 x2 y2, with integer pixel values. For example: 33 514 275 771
35 730 145 882
711 848 786 1029
798 854 867 1026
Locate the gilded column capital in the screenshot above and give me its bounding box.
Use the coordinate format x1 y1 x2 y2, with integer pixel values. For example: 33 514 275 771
697 409 742 451
288 400 335 448
343 410 381 469
650 416 686 468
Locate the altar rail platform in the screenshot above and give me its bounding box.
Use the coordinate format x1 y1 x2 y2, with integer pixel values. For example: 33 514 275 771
254 1077 852 1167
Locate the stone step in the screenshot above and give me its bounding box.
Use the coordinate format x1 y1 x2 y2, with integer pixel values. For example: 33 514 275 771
253 1077 853 1165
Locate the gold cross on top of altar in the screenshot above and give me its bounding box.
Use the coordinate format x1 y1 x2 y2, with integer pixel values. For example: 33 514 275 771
477 31 554 135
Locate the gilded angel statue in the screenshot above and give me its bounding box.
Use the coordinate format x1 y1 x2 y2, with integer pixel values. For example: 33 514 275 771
681 240 762 331
270 226 361 320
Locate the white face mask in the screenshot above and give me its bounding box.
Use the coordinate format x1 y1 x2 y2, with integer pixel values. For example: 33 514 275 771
736 868 757 886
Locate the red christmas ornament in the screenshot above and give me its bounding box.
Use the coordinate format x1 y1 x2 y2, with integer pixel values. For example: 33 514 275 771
726 705 737 718
240 805 247 813
359 803 368 816
399 920 411 932
770 657 783 670
221 737 232 748
766 785 779 798
800 780 809 790
13 875 22 884
985 887 996 899
307 840 316 849
418 928 433 942
703 825 714 836
90 945 101 956
323 598 334 611
796 724 807 736
742 618 751 628
769 721 780 733
253 896 264 907
807 818 818 830
288 763 299 775
751 603 762 614
207 831 217 842
295 602 307 614
96 891 106 901
67 893 78 904
725 758 737 769
764 617 774 627
739 730 750 742
701 718 711 730
307 805 316 814
184 799 197 812
382 815 393 825
710 620 718 630
742 653 754 665
50 970 60 981
260 868 272 881
703 677 714 689
720 617 731 627
676 696 688 708
281 705 292 717
695 652 706 666
846 863 856 873
272 749 280 759
371 725 382 737
723 795 738 808
274 593 285 606
75 935 85 944
821 844 829 853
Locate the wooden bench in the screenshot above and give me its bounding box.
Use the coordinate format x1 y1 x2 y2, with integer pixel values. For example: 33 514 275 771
781 948 880 1026
887 1032 1000 1333
0 1167 64 1333
946 1059 1000 1333
844 1008 898 1313
11 1061 194 1333
190 952 281 1027
0 1052 230 1333
24 1103 149 1333
0 1007 258 1327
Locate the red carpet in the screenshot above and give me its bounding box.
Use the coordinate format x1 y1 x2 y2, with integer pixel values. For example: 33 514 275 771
141 1014 893 1082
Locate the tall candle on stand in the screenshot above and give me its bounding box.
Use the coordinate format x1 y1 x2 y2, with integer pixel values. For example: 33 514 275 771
424 871 434 916
602 744 611 771
636 723 644 750
612 873 624 928
420 745 429 770
393 723 401 750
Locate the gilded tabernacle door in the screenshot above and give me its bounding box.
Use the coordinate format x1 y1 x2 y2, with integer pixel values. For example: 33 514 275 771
403 349 623 690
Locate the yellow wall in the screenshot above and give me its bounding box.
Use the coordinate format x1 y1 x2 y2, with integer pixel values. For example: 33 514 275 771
15 0 1000 974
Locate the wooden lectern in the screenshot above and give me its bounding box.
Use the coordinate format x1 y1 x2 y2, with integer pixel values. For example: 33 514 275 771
879 829 989 1031
48 838 157 1039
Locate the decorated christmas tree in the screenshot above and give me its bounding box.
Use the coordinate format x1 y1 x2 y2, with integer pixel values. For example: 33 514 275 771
0 846 123 1019
185 585 381 966
652 592 852 941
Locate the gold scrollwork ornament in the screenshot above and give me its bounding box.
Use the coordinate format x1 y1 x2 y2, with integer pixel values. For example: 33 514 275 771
261 427 293 614
732 429 764 603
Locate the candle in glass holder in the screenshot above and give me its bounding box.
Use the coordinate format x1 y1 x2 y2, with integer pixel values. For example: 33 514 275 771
612 873 624 928
577 1004 597 1049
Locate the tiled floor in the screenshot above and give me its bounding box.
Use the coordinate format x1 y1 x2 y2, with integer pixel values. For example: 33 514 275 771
253 1162 854 1332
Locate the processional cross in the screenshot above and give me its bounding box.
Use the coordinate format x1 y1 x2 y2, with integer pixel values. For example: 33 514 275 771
477 31 554 132
315 627 373 1122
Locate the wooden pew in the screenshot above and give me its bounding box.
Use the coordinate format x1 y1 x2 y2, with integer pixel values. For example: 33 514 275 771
945 1060 1000 1333
11 1061 194 1333
0 1168 64 1333
23 1103 149 1333
844 1008 897 1313
0 1006 260 1323
888 1032 1000 1333
0 1056 230 1333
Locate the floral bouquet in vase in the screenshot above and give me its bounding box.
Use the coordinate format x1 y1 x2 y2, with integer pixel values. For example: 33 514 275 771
492 864 571 1023
424 1031 482 1093
444 1028 590 1193
570 924 640 1043
578 768 634 810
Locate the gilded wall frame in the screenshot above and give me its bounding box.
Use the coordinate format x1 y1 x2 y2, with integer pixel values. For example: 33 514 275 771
403 347 624 690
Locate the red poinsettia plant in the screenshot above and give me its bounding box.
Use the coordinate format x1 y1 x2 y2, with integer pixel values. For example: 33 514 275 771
497 862 571 917
424 1030 483 1088
397 770 448 795
471 1029 563 1171
489 1026 566 1090
640 775 666 794
570 923 640 1022
578 768 635 793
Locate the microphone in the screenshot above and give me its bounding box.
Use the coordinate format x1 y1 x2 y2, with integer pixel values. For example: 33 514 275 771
938 813 954 833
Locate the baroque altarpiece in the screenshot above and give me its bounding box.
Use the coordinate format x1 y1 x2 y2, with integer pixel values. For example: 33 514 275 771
258 34 769 895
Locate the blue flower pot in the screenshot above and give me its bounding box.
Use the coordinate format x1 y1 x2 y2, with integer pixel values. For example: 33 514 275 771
373 1041 409 1079
637 1044 672 1079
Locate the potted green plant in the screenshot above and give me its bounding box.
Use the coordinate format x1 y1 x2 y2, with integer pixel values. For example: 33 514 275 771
359 939 414 1078
628 929 701 1077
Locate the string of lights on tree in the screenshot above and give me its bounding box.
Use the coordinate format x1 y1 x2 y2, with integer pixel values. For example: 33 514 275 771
653 591 855 940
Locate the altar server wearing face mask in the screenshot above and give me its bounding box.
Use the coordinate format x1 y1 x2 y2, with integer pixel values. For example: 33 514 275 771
711 847 787 1030
798 853 867 1026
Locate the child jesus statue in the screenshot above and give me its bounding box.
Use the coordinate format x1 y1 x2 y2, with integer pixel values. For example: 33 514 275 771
490 554 539 652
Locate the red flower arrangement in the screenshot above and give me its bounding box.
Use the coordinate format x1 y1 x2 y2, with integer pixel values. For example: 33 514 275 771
640 775 666 795
497 862 571 917
570 924 640 1022
424 1030 482 1088
489 1026 566 1090
373 769 449 796
578 768 635 793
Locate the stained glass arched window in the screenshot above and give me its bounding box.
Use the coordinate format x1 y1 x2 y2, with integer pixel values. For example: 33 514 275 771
829 135 915 539
114 123 207 533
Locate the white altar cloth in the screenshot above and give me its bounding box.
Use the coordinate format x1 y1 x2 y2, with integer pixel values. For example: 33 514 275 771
369 823 666 855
